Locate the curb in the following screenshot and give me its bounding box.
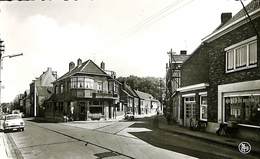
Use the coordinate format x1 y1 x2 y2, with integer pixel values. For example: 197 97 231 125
0 133 9 159
5 133 23 159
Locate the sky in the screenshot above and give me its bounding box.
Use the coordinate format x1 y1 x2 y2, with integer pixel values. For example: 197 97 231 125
0 0 250 102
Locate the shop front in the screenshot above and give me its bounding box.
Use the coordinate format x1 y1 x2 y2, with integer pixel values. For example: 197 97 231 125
218 80 260 141
177 83 209 128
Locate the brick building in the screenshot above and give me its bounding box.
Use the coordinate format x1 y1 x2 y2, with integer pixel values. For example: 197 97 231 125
202 0 260 140
177 45 209 127
45 59 122 121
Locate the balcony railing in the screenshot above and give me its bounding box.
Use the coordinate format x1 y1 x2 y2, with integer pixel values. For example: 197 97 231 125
71 89 117 99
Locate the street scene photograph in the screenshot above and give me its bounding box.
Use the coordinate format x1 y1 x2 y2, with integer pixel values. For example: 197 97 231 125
0 0 260 158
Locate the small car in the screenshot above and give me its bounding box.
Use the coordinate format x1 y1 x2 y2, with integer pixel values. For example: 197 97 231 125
0 114 25 132
125 112 134 120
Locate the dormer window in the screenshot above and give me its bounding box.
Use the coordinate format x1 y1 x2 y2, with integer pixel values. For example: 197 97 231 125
225 36 257 73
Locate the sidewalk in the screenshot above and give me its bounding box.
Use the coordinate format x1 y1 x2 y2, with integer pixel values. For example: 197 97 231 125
156 116 260 155
0 132 11 159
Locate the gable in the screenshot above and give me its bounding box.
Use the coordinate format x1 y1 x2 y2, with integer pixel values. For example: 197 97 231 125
81 60 107 75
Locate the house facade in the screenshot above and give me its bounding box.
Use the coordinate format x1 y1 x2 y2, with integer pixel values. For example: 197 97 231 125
120 82 139 115
177 45 209 127
165 0 260 141
29 67 57 117
202 0 260 140
45 59 122 121
165 50 189 123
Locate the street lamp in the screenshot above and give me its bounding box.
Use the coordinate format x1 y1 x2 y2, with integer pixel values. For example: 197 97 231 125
0 39 23 113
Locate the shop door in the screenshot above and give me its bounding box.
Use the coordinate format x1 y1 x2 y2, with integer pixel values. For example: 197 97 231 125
184 97 196 127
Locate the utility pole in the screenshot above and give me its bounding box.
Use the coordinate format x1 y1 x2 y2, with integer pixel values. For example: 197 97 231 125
0 39 4 113
0 38 23 113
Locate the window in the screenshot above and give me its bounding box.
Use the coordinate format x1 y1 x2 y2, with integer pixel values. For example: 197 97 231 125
227 50 234 70
55 85 59 94
235 45 247 68
200 95 207 121
85 78 94 89
71 77 77 88
249 41 257 65
70 77 94 89
224 95 260 126
78 77 84 88
97 82 102 92
60 84 64 93
225 37 257 72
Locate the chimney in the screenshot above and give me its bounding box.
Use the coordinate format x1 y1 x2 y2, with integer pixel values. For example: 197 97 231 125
69 62 75 72
100 61 105 70
180 50 187 55
77 58 82 66
52 71 58 79
221 13 232 24
47 67 52 72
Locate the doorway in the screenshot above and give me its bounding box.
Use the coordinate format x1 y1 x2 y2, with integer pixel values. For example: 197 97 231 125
184 96 196 127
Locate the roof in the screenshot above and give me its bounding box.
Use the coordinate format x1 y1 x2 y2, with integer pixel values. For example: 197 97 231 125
172 55 190 63
56 60 109 82
203 0 260 42
135 90 153 100
123 83 138 97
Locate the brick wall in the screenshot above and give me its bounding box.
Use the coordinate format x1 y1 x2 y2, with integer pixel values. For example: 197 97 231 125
207 17 260 122
181 45 209 87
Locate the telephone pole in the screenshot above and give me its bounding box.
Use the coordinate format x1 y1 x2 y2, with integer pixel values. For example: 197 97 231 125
0 38 23 112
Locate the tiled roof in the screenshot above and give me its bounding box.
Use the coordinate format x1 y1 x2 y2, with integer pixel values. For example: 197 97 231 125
172 55 190 63
124 84 138 97
135 90 153 100
56 60 108 82
204 0 260 40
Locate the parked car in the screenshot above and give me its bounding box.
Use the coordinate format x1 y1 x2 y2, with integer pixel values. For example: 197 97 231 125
0 114 25 132
125 112 134 120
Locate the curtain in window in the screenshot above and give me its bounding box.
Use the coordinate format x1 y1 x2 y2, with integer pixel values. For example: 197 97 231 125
236 45 247 68
227 50 234 70
249 42 257 65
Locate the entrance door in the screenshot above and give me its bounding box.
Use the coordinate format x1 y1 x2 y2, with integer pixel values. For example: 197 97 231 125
184 96 196 127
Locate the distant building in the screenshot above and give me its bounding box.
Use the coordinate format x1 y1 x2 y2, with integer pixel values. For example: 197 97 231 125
165 50 189 123
135 90 161 115
119 82 138 115
29 67 57 117
45 59 122 121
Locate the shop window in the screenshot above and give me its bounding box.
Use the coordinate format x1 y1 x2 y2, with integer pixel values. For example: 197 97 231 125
224 95 260 126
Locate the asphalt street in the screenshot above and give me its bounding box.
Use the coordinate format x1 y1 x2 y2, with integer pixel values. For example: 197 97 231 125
5 117 259 159
6 119 194 159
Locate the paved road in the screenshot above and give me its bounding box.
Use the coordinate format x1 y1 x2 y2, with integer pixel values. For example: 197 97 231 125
6 118 258 159
7 120 195 159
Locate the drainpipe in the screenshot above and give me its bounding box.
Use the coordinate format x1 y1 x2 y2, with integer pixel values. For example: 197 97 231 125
34 81 37 117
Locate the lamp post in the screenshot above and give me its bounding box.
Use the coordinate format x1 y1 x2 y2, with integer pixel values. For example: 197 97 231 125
0 38 23 113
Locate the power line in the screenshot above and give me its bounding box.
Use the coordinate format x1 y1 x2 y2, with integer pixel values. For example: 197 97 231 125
121 0 194 40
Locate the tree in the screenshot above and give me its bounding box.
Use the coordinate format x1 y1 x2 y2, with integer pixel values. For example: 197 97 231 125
117 75 165 100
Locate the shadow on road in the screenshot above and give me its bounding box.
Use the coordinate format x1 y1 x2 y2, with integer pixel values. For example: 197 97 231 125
27 119 58 123
128 119 232 159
